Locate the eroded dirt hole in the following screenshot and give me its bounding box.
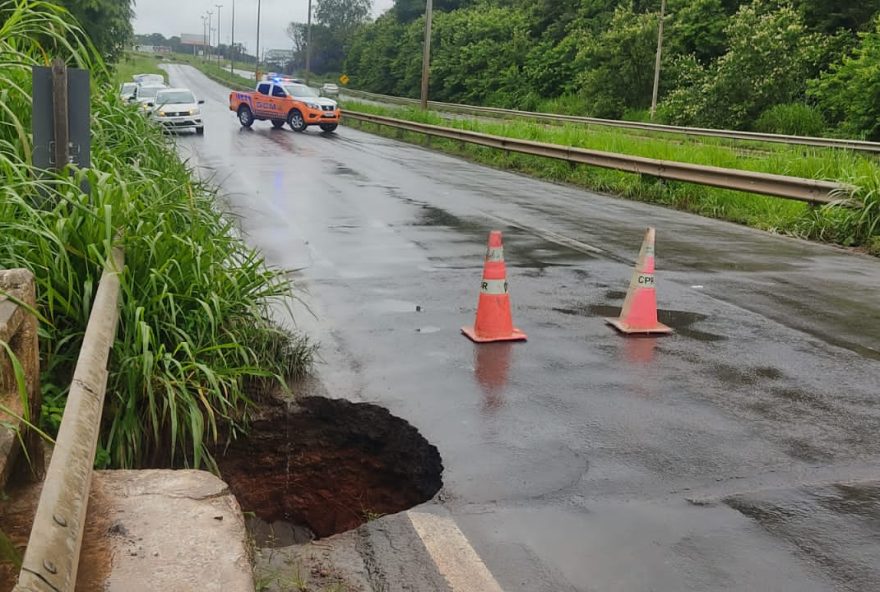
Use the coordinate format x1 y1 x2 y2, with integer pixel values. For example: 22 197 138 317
216 397 443 545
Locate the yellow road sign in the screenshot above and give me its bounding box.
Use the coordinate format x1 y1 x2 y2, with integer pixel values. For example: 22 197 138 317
339 74 350 85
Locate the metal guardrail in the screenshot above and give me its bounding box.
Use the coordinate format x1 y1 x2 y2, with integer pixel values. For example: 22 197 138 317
15 247 124 592
344 110 854 205
341 89 880 154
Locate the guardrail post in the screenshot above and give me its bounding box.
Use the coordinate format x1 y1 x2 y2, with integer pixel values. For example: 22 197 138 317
14 247 124 592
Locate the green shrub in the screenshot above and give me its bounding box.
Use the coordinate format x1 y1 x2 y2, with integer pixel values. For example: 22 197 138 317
754 103 827 136
0 0 313 469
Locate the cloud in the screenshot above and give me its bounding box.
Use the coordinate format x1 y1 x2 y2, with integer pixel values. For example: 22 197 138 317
134 0 395 55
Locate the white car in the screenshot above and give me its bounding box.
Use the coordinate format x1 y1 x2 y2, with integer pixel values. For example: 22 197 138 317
150 88 204 134
119 82 137 101
321 83 339 96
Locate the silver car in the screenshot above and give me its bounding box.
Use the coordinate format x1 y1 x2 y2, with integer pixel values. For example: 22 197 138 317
150 88 204 134
133 84 167 110
120 82 137 101
321 83 339 96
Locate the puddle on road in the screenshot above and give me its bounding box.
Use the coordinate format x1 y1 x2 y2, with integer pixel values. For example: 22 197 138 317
552 303 726 343
216 397 443 544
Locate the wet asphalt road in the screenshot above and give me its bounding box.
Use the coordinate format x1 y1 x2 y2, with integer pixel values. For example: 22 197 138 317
165 65 880 591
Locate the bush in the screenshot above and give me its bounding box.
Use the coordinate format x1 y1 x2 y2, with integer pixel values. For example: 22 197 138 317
754 103 827 136
0 0 313 469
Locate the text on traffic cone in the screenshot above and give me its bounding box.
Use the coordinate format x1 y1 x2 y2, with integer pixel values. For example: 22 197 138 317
606 227 672 335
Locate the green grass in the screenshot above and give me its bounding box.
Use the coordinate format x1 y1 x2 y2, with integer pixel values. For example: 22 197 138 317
114 51 168 85
0 0 313 470
341 101 880 251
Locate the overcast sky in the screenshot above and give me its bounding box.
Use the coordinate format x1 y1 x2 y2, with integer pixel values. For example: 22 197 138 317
133 0 395 55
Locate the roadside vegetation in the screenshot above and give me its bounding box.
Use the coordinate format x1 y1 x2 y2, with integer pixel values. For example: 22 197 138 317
342 101 880 253
345 1 880 141
0 0 312 471
115 50 167 84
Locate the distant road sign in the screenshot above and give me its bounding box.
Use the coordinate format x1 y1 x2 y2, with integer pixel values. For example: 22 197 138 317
339 74 349 85
181 33 207 46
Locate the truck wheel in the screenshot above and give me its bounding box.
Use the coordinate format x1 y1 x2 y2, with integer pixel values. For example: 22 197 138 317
271 119 285 129
238 105 254 128
319 124 338 133
288 109 307 132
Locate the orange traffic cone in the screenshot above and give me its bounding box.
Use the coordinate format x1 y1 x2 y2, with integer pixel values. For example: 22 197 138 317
606 227 673 335
462 231 527 343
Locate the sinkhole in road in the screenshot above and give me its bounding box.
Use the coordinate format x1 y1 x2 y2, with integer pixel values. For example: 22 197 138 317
216 396 443 545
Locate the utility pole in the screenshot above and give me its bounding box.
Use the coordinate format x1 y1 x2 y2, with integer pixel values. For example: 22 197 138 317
650 0 667 121
255 0 262 81
305 0 312 86
207 10 214 63
215 4 223 66
230 0 236 75
201 15 208 61
420 0 433 110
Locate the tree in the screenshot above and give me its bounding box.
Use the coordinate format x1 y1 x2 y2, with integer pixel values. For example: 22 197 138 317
428 5 532 106
50 0 133 63
391 0 474 24
668 0 728 64
315 0 372 39
574 6 659 118
662 0 826 129
809 16 880 139
794 0 880 34
345 12 406 93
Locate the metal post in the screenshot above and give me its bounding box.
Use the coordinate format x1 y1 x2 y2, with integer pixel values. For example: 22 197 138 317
230 0 236 75
215 4 223 66
305 0 312 85
255 0 262 81
51 58 68 170
202 15 207 61
650 0 666 121
420 0 433 110
207 10 213 63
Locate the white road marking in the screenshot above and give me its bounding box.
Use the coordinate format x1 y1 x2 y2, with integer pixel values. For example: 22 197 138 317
407 510 505 592
481 212 605 255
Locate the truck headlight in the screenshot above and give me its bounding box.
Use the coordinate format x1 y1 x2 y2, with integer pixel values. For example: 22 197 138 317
190 108 201 116
306 102 320 110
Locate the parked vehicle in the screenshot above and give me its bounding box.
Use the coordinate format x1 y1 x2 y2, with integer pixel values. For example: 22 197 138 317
150 88 204 134
229 78 341 132
321 83 339 96
133 84 168 110
119 82 137 101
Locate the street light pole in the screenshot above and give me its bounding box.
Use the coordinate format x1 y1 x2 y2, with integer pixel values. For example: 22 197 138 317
201 15 207 61
420 0 433 110
255 0 262 81
650 0 667 121
215 4 223 66
305 0 312 85
207 10 214 63
230 0 235 75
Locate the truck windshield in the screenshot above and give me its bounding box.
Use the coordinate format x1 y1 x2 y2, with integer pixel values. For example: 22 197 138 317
283 84 319 98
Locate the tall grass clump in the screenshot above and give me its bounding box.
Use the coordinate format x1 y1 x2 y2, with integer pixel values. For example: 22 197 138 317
342 100 880 251
0 0 313 469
